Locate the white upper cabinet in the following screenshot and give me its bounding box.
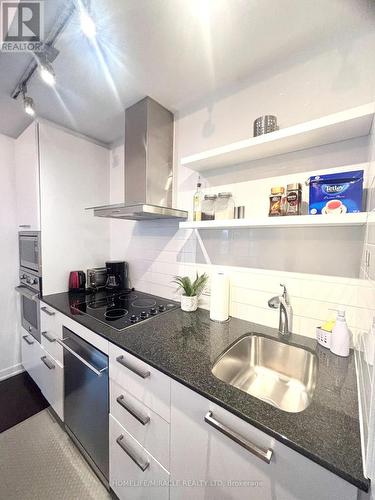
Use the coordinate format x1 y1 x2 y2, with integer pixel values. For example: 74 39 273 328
14 122 40 230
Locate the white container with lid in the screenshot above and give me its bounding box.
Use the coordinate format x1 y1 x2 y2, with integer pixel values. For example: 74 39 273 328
214 192 235 220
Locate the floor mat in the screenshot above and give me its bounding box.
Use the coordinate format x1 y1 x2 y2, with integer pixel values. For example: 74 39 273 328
0 409 111 500
0 371 48 433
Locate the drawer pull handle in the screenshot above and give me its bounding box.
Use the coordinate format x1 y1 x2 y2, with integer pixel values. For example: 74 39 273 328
204 411 273 464
116 395 150 426
116 355 150 379
41 331 56 343
41 306 55 316
116 435 150 471
41 355 55 370
22 335 34 345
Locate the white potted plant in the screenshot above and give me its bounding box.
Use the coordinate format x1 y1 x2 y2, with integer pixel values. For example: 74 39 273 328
172 273 209 312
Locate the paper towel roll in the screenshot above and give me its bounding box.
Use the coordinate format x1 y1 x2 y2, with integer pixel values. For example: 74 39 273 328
210 273 229 322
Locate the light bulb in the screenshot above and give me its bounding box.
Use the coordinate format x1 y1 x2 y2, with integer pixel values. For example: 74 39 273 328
24 96 35 116
39 61 55 86
80 10 96 39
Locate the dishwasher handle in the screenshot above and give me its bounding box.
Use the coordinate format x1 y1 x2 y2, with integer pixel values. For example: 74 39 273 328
57 338 107 376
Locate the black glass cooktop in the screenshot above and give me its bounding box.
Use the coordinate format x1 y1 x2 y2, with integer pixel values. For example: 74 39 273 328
70 290 178 331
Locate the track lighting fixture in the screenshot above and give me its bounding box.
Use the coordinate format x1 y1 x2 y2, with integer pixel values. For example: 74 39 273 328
39 58 56 86
21 85 35 117
79 2 96 39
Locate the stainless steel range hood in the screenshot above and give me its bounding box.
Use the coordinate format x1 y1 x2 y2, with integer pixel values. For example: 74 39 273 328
88 97 187 221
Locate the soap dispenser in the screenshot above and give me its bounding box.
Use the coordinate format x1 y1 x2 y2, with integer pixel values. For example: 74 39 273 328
330 309 350 357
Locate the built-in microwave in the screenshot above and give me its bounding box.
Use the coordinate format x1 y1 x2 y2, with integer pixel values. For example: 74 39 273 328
19 231 41 273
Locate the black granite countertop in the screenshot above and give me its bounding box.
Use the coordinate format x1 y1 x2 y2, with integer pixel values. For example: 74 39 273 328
42 291 368 492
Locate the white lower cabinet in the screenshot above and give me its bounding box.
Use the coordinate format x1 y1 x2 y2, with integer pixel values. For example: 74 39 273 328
21 326 64 421
40 302 64 364
21 333 44 387
170 380 357 500
38 350 64 421
109 414 170 500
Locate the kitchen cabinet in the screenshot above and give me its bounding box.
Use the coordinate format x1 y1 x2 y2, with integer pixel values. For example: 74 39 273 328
38 350 64 421
40 301 64 365
20 332 43 387
109 414 170 500
170 379 357 500
14 122 40 231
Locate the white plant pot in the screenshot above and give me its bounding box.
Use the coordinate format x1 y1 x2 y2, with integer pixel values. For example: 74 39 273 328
181 295 198 312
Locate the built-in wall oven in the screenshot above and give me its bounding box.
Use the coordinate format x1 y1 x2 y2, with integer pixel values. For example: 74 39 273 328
19 231 42 274
15 269 42 343
16 231 42 342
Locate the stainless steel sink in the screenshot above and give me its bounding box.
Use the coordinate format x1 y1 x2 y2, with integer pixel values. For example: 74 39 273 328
212 334 317 413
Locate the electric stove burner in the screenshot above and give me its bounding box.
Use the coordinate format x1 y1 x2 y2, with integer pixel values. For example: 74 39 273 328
104 308 128 320
119 293 137 301
70 290 178 331
132 298 157 308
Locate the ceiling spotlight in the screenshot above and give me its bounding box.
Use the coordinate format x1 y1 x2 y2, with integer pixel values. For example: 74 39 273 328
21 84 35 116
24 95 35 117
39 59 56 86
80 8 96 39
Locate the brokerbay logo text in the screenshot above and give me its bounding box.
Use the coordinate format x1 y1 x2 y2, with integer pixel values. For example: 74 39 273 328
1 1 44 52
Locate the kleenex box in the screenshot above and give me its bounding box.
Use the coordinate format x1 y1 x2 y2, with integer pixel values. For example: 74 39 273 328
308 170 364 215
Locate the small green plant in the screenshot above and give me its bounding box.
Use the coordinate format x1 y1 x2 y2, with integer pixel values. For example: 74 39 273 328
172 273 209 297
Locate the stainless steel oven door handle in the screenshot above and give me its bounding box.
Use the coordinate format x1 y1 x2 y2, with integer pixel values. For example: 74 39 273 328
56 339 107 376
116 395 150 425
22 335 34 345
204 411 273 464
116 435 150 471
15 286 39 301
41 355 55 370
116 355 150 379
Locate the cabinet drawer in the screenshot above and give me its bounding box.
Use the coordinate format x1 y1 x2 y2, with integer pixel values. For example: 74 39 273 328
110 380 170 470
39 349 64 421
21 333 43 387
110 415 169 500
40 303 63 363
109 344 170 422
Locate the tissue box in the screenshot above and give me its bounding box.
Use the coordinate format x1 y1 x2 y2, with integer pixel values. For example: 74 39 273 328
308 170 364 215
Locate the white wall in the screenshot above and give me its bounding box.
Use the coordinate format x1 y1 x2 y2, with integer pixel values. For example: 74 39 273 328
39 123 111 295
109 21 375 350
0 134 21 380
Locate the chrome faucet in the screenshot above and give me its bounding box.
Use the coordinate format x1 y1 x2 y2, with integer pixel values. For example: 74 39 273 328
268 284 292 337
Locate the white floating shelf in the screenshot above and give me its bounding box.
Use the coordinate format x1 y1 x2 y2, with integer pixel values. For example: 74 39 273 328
179 213 368 230
181 103 375 171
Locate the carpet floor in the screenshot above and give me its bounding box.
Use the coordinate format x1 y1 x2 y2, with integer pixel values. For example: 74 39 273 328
0 409 112 500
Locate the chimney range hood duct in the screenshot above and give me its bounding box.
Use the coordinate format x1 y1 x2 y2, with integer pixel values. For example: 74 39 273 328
88 97 188 220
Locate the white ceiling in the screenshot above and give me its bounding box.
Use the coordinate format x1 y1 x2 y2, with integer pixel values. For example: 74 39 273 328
0 0 374 146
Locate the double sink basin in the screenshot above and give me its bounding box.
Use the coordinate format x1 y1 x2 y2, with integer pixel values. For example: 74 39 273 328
212 334 317 413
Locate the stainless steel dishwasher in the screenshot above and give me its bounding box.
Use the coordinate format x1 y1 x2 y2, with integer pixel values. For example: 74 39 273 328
61 327 109 485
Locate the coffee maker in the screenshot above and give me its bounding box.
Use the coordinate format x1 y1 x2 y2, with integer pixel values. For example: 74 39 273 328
105 261 129 291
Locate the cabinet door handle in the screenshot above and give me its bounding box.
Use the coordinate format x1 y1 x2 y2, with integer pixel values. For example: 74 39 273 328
22 335 34 345
116 395 150 426
41 331 56 343
116 355 150 379
41 306 55 316
116 435 150 471
19 225 31 228
41 355 55 370
204 411 273 464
